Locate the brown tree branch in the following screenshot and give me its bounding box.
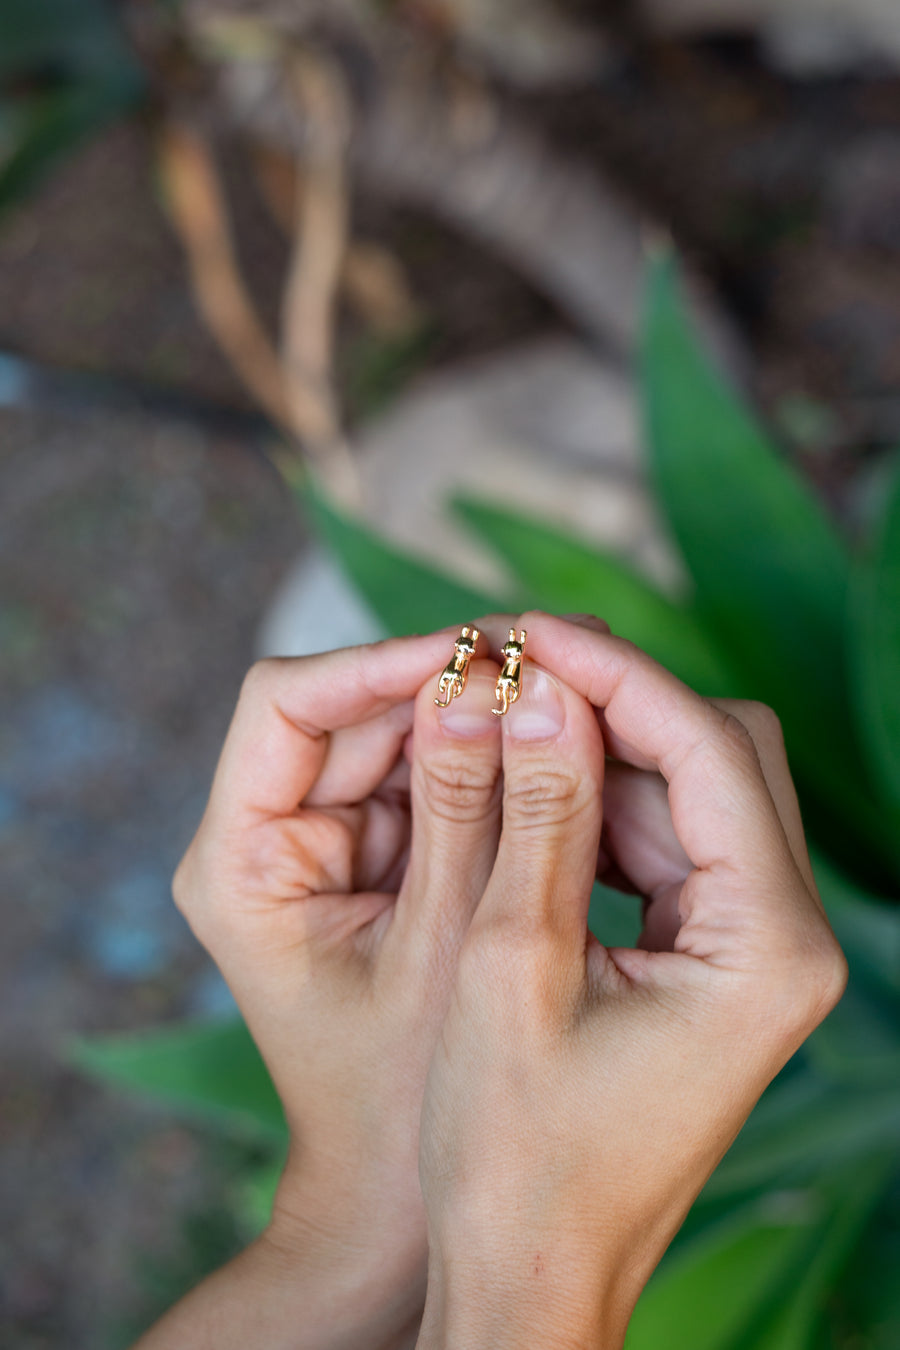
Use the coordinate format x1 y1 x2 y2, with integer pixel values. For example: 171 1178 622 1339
157 121 294 432
279 49 360 500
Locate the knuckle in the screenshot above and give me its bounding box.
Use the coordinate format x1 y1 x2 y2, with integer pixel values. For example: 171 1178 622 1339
733 700 785 750
720 710 757 751
171 852 191 917
806 934 850 1021
714 712 760 769
761 928 850 1042
610 634 641 659
170 844 211 944
239 656 284 704
419 757 501 824
254 813 352 895
602 633 645 669
171 826 231 942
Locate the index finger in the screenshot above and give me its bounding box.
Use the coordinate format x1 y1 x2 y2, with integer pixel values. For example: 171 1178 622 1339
210 629 474 821
519 612 794 879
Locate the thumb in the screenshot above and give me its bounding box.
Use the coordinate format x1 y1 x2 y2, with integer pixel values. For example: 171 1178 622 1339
474 663 605 958
397 659 503 949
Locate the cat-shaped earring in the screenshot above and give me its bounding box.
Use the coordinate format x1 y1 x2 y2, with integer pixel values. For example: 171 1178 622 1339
492 629 526 716
434 625 481 708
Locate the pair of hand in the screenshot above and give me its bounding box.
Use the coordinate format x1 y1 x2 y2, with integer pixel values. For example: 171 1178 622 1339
137 612 846 1350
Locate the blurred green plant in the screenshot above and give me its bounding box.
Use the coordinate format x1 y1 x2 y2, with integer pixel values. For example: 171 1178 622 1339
341 323 438 423
0 0 144 216
77 254 900 1347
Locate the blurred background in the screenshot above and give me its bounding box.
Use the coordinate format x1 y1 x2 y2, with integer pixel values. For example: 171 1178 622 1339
2 1 900 1346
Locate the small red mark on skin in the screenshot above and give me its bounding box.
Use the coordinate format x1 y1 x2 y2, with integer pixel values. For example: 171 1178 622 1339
533 1253 544 1277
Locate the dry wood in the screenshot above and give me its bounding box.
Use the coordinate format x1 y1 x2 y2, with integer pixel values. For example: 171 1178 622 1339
279 50 360 499
157 121 293 431
252 145 420 335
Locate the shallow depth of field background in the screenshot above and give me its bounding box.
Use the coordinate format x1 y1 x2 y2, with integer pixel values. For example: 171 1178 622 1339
2 2 900 1345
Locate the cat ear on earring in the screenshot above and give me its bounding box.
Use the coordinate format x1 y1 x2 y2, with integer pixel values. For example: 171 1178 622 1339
493 628 526 716
434 625 481 708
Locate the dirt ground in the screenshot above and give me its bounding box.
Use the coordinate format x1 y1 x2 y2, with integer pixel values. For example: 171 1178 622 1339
0 124 301 1345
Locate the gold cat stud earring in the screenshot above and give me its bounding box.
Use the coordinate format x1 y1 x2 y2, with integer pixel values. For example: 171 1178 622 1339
493 628 526 716
434 625 481 708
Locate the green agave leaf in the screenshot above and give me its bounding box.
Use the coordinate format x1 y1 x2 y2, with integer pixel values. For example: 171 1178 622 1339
808 850 900 1082
830 1167 900 1350
705 1070 900 1201
749 1156 890 1350
631 1158 888 1350
453 495 732 693
851 453 900 813
70 1017 287 1143
0 77 141 216
0 0 143 216
641 254 867 833
298 481 512 637
343 324 437 421
625 1194 822 1350
808 980 900 1086
588 879 642 949
814 849 900 995
0 0 134 79
234 1153 286 1238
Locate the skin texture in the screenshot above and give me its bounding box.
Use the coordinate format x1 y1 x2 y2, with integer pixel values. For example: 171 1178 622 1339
133 612 847 1350
416 612 848 1349
135 623 509 1350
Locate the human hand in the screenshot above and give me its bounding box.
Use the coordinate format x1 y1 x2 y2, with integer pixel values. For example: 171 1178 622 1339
156 625 517 1350
415 612 848 1350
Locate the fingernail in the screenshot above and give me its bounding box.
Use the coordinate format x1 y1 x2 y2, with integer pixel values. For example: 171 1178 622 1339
507 667 566 741
439 677 500 738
